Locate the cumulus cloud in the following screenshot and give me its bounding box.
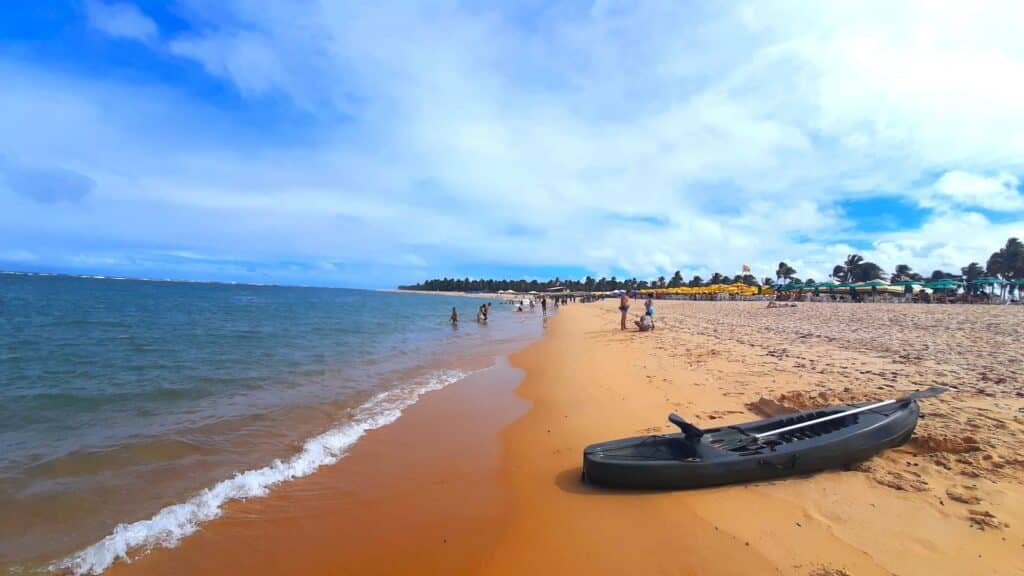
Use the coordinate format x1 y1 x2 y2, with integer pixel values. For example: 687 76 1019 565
2 2 1024 286
84 0 159 43
924 171 1024 211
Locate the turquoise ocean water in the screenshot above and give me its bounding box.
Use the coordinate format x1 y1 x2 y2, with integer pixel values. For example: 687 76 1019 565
0 273 542 574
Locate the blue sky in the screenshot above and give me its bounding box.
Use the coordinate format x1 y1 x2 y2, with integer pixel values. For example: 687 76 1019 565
2 1 1023 288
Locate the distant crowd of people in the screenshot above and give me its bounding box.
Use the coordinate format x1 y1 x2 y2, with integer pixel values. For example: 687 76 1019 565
448 294 581 327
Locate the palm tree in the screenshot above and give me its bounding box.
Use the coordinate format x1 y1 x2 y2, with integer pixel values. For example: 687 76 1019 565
851 262 886 282
668 270 684 288
961 262 984 283
838 254 864 282
893 264 913 281
776 262 796 284
709 272 725 285
832 264 847 282
688 275 703 287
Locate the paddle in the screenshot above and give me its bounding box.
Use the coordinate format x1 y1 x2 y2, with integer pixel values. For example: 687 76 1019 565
751 386 948 440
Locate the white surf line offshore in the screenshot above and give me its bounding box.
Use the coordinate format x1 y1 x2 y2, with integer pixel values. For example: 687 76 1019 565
57 369 472 575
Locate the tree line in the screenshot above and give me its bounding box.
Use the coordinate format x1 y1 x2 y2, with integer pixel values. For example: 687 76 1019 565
400 237 1024 292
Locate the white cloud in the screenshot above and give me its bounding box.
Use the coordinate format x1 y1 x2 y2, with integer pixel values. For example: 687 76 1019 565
84 0 158 43
169 32 288 99
925 171 1024 211
3 2 1024 286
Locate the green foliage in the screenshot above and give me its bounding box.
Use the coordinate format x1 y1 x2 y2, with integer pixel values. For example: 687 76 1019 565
402 238 1022 294
775 262 796 282
833 254 885 282
986 237 1023 281
961 262 985 283
668 270 684 288
892 264 922 281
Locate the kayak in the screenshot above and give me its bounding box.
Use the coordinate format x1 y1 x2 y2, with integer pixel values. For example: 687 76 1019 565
581 388 944 490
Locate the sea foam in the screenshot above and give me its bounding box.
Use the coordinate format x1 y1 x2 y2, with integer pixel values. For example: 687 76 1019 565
56 369 469 575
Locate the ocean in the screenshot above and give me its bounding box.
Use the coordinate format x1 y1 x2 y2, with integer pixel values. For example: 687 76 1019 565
0 273 543 574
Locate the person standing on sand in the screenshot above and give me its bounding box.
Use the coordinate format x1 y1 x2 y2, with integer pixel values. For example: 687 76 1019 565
450 307 458 324
619 292 630 330
541 296 547 315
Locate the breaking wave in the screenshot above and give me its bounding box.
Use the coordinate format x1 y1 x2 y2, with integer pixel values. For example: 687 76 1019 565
57 369 469 575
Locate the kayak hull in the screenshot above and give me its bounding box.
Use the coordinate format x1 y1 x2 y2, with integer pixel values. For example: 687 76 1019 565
582 400 919 490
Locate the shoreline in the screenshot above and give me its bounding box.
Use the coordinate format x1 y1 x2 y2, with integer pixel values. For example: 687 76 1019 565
39 296 543 576
97 300 1023 575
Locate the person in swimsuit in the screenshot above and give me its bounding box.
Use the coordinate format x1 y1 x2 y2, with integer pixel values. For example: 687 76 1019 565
450 307 458 324
619 292 630 330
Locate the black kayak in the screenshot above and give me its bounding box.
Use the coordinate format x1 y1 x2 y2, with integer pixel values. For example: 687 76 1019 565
582 388 945 490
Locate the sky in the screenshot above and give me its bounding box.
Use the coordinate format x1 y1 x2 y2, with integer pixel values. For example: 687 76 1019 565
1 1 1023 288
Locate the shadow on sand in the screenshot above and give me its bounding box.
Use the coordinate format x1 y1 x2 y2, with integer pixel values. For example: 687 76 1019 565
555 466 811 496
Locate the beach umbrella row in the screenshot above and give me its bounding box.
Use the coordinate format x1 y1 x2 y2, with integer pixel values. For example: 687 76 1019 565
924 279 961 291
651 283 766 296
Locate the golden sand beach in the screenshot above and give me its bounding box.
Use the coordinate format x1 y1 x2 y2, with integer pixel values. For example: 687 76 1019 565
107 300 1024 576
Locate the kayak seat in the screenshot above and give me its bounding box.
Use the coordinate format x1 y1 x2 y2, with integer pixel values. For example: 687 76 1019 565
668 413 705 442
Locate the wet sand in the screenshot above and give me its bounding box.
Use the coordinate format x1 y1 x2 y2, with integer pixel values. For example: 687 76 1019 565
105 358 530 576
105 300 1024 575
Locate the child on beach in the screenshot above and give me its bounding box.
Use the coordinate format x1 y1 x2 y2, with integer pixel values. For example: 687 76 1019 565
634 313 653 332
